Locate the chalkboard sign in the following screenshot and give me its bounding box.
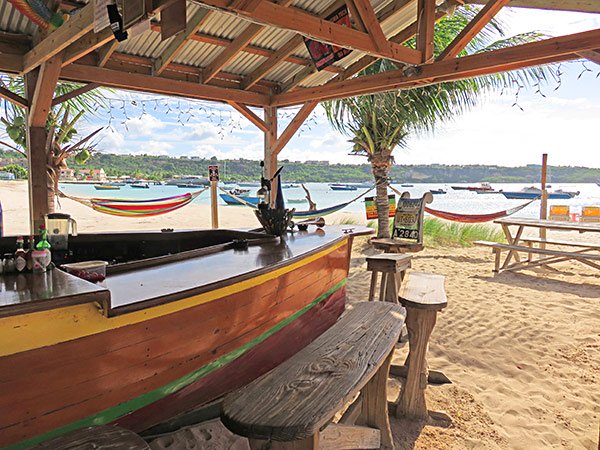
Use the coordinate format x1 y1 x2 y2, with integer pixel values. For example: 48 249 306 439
391 192 433 245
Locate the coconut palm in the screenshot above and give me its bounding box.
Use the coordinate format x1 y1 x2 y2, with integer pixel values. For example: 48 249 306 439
0 76 106 211
323 6 553 238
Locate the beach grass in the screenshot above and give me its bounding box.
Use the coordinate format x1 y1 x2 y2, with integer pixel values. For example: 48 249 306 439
366 218 505 247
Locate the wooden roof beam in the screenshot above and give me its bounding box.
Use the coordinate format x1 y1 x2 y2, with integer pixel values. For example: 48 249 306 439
272 27 600 106
62 28 115 67
97 41 120 67
464 0 600 14
279 0 414 93
350 0 390 52
51 83 99 106
191 0 422 65
227 101 268 132
0 85 28 109
576 49 600 66
437 0 510 61
416 0 436 63
202 0 294 84
22 2 93 74
345 1 368 32
240 0 349 91
29 53 63 127
60 63 270 106
153 8 212 76
273 101 318 154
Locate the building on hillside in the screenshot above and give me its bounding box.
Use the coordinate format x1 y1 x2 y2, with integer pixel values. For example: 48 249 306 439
305 160 329 165
59 168 76 180
77 168 107 181
0 171 15 180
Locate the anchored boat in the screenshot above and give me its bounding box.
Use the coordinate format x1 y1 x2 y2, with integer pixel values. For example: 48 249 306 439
501 187 579 199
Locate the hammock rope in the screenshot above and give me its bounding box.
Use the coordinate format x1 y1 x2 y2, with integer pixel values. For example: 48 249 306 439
61 188 208 218
218 186 374 220
388 184 535 223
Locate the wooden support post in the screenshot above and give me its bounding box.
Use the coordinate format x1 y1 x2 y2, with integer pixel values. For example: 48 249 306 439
210 180 219 229
264 106 277 206
540 153 548 248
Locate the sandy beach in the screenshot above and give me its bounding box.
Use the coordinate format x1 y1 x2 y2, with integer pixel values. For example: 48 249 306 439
2 180 599 448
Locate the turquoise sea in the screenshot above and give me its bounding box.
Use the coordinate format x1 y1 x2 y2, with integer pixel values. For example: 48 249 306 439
59 182 600 220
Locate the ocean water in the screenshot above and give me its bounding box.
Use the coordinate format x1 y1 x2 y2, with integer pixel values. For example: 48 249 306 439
59 182 600 220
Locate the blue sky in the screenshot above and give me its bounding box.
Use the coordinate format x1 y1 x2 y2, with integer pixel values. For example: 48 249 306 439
83 7 600 168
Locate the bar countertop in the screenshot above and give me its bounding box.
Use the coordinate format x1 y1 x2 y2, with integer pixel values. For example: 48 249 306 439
0 226 372 318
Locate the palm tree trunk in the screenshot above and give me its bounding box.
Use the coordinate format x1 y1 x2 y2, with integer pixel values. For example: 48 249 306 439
371 154 391 238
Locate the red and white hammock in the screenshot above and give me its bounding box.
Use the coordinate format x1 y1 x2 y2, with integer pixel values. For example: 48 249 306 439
424 200 535 223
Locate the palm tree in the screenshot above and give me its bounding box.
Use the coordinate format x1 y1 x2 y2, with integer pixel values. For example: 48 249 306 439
323 6 553 238
0 76 106 212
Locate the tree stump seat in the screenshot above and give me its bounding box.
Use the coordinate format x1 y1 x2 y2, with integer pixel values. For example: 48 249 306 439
221 302 405 450
32 425 149 449
366 253 412 303
393 272 448 420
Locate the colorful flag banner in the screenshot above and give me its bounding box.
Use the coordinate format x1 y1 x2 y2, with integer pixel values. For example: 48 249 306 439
304 6 352 71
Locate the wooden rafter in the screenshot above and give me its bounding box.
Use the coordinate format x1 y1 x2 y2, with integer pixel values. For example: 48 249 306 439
60 63 270 106
202 24 264 83
227 101 268 132
62 28 114 67
240 0 349 91
577 49 600 66
272 27 600 106
280 0 414 93
191 0 422 65
51 83 99 107
416 0 436 63
0 85 28 108
437 0 510 61
464 0 600 14
148 24 343 74
23 3 93 73
201 0 294 84
29 53 63 127
273 101 318 154
350 0 389 52
97 41 120 67
153 8 212 75
345 1 367 32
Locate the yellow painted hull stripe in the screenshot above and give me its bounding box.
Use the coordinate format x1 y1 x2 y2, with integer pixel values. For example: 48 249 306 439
0 241 345 357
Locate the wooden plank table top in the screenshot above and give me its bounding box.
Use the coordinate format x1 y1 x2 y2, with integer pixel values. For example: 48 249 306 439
495 217 600 233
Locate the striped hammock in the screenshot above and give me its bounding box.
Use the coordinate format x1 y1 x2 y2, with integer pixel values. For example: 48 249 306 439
63 189 207 218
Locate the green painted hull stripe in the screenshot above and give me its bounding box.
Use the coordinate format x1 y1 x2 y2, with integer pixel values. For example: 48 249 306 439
9 279 347 450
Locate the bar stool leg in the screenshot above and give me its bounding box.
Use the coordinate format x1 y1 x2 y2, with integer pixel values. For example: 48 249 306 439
368 271 378 302
379 273 388 302
396 308 437 420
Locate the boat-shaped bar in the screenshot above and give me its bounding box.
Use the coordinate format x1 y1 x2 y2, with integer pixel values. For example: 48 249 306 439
0 226 368 449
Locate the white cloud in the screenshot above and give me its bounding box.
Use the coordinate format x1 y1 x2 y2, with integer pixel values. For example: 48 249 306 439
131 141 173 156
188 144 217 158
122 114 165 136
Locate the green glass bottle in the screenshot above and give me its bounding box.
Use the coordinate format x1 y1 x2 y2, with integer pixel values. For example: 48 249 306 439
35 225 52 270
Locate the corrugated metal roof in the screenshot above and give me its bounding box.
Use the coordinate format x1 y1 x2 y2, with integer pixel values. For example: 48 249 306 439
0 0 427 89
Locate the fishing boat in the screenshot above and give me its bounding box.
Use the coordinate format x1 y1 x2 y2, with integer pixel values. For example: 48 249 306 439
165 176 210 187
0 225 369 448
282 184 300 189
400 184 414 187
329 183 358 191
451 183 494 192
501 187 580 199
430 189 446 194
94 184 121 191
219 193 261 205
131 182 150 189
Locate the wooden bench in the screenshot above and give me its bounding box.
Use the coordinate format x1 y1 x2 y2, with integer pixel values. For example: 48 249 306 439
392 272 448 420
366 253 412 303
32 425 149 449
475 240 600 272
221 302 404 450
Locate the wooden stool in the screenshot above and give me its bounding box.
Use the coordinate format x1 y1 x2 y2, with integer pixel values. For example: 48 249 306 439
366 254 412 303
394 272 447 420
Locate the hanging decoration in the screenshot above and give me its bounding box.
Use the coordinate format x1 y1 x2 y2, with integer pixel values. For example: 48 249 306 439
304 5 352 71
8 0 68 30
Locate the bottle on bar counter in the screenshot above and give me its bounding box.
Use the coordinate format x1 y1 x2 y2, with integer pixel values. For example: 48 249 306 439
34 225 52 272
14 236 27 273
26 235 35 272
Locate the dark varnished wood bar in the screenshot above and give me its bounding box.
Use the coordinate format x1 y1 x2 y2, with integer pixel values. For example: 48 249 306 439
0 226 369 318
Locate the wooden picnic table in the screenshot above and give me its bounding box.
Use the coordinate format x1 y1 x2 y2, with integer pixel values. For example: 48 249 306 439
486 217 600 272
